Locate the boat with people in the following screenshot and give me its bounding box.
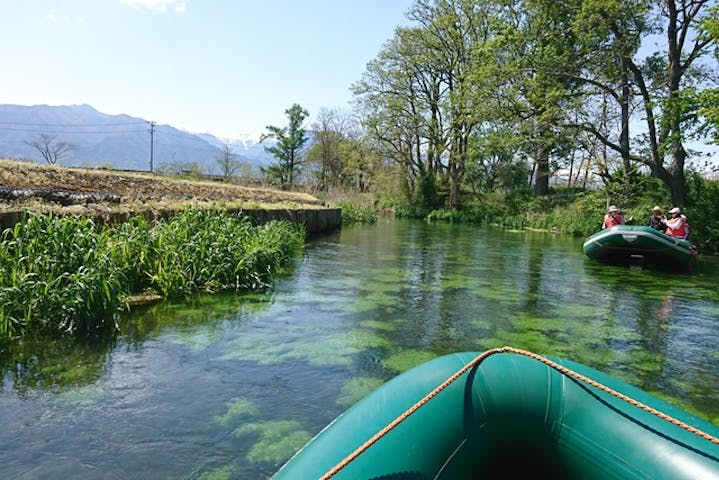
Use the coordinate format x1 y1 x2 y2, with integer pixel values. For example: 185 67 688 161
272 347 719 480
582 224 698 269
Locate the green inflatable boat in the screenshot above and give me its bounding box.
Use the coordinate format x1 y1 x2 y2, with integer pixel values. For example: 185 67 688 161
582 225 698 269
272 347 719 480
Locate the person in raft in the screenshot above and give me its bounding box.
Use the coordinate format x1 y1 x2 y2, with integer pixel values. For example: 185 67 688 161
603 205 624 228
663 207 689 239
648 206 667 233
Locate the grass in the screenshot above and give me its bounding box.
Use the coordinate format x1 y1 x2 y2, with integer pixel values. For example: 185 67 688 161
0 210 305 340
0 159 317 340
0 158 325 217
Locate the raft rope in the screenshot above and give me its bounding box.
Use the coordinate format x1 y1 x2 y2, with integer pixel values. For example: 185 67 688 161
319 346 719 480
592 239 688 254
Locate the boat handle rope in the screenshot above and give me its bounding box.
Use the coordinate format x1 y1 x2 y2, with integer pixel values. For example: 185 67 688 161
319 346 719 480
593 240 689 253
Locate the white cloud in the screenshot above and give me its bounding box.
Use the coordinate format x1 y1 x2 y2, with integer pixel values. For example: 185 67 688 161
120 0 188 12
45 13 84 24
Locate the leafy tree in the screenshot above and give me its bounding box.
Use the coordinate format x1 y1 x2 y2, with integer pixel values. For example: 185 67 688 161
306 108 355 191
697 6 719 144
260 104 310 189
353 0 716 210
573 0 716 206
338 137 379 192
355 0 508 209
465 126 529 198
25 134 73 165
353 29 434 204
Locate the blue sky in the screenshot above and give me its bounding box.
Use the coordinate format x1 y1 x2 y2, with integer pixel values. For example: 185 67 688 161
0 0 414 140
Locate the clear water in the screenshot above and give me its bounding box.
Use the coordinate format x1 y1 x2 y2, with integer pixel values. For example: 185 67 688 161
1 220 717 479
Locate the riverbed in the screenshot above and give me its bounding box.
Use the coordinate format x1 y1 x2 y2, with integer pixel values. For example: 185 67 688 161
1 220 717 479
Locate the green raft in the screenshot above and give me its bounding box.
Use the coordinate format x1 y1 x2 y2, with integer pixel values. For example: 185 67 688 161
272 348 719 480
582 225 698 269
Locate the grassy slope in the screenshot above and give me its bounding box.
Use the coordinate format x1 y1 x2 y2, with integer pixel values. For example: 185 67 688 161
0 158 324 216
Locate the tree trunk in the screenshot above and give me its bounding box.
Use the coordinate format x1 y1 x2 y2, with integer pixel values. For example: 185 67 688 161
619 58 631 183
533 143 549 196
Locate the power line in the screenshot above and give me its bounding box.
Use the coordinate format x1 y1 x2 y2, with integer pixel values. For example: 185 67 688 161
0 120 143 127
0 125 146 134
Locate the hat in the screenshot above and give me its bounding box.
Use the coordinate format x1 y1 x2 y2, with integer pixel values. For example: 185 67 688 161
608 205 619 212
669 207 681 214
652 206 663 212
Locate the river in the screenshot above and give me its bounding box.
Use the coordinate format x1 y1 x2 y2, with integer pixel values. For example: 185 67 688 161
1 219 717 479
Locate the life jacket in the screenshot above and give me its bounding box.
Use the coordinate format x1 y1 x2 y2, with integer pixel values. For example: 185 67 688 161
665 216 687 239
603 213 622 229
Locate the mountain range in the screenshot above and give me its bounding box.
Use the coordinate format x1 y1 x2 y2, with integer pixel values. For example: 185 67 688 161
0 104 275 174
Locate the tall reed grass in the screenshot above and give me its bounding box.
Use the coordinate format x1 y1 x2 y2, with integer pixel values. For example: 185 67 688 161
0 214 122 338
0 210 305 340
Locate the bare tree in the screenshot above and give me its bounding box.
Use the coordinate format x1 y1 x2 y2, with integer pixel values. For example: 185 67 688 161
25 134 73 165
216 140 243 179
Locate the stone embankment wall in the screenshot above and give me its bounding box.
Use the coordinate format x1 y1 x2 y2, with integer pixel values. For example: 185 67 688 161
0 207 342 235
0 201 342 236
0 186 343 235
231 208 342 235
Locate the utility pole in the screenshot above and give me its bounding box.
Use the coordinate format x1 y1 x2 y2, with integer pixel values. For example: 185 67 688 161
148 121 156 172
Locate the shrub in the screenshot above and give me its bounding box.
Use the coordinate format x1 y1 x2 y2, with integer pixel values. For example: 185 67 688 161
338 201 377 224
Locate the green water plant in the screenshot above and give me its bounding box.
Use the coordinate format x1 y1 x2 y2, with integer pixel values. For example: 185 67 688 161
216 397 260 426
233 419 312 464
0 213 123 337
148 210 304 298
0 210 306 340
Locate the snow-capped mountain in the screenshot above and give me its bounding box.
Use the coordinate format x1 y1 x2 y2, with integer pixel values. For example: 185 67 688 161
0 104 275 173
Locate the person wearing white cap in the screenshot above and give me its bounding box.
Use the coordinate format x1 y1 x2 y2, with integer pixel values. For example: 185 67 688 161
648 206 666 233
663 207 689 239
602 205 624 229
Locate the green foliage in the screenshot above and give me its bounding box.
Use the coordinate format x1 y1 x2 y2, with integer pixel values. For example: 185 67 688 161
685 171 719 253
106 216 155 294
347 0 716 212
426 207 486 224
394 204 428 219
261 103 310 188
416 170 719 251
148 210 304 298
0 210 306 340
338 201 377 224
0 214 123 337
415 168 441 212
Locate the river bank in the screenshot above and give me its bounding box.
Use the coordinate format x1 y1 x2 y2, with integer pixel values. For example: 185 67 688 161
0 159 342 340
0 158 342 234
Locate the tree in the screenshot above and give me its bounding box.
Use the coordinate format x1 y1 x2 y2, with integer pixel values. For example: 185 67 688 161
354 0 506 209
570 0 716 206
697 5 719 143
306 108 355 191
260 104 310 189
216 140 243 179
25 134 73 165
353 30 435 205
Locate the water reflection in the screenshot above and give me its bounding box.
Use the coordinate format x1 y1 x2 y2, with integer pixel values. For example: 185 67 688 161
0 333 114 399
